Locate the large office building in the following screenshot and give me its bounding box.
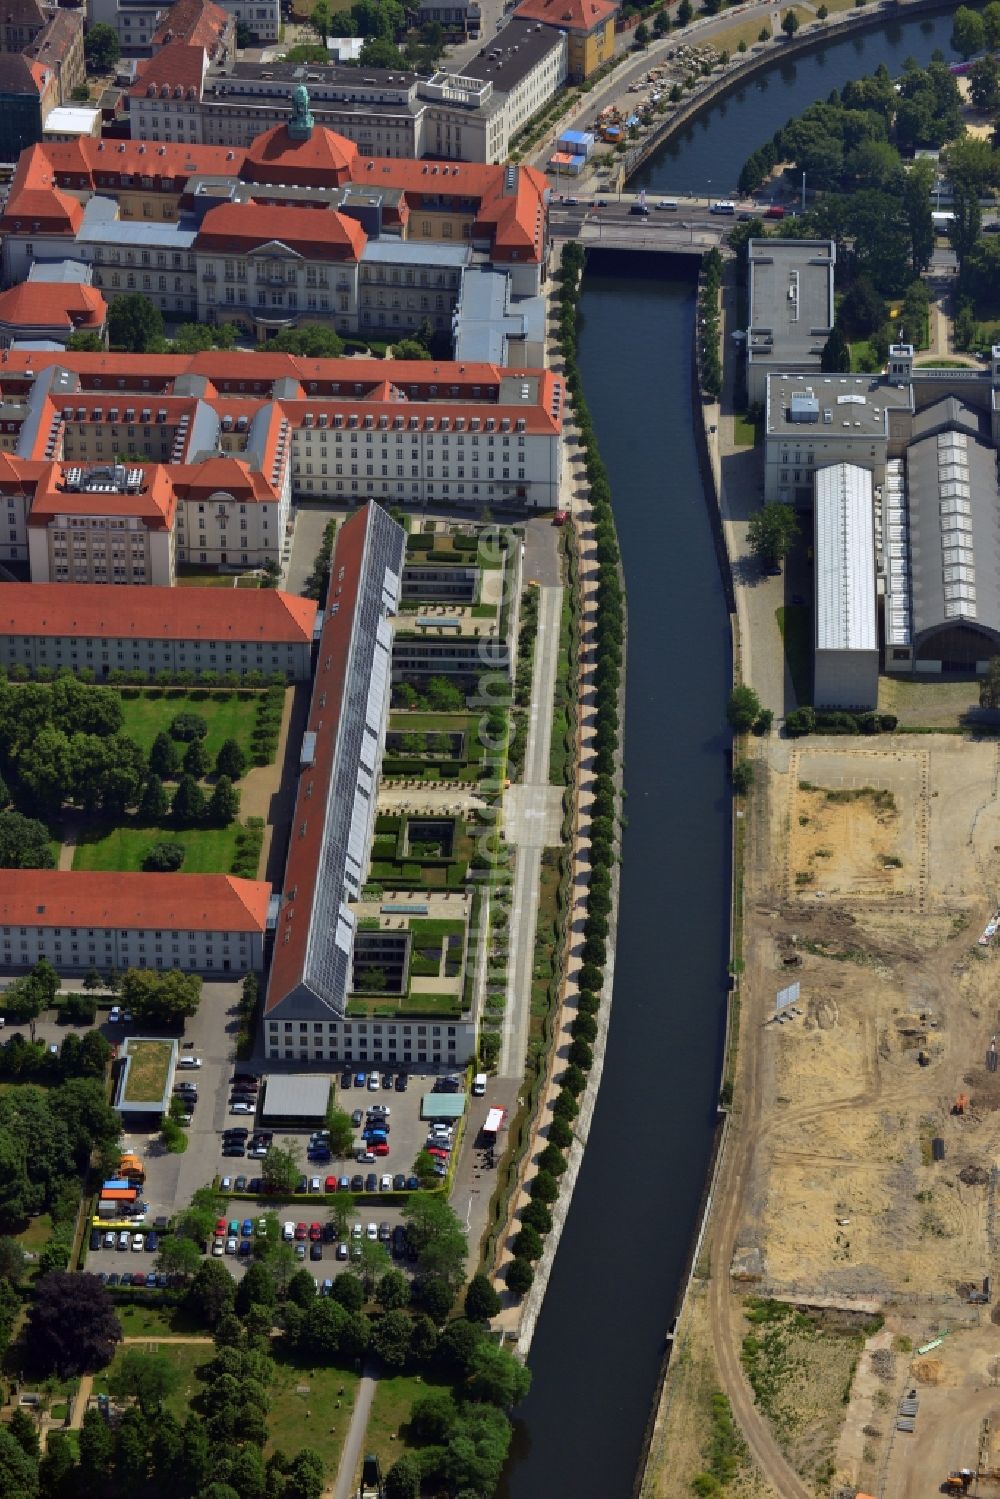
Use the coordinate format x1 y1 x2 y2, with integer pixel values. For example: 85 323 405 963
513 0 615 81
128 18 568 164
264 501 405 1058
0 582 318 677
0 351 563 545
0 871 271 973
746 238 836 407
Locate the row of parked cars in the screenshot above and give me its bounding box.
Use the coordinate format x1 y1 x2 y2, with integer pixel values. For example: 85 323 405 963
222 1125 271 1159
341 1069 408 1094
90 1227 159 1253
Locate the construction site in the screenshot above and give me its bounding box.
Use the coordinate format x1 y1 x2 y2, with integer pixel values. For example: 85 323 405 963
644 733 1000 1499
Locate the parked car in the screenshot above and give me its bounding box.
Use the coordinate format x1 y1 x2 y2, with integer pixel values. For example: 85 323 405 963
394 1073 408 1092
391 1226 407 1258
393 1174 407 1191
212 1237 225 1256
256 1218 268 1237
222 1145 245 1157
351 1109 363 1127
406 1176 420 1191
336 1242 349 1261
89 1228 101 1251
146 1231 158 1252
366 1222 378 1240
368 1104 391 1117
177 1056 202 1069
282 1221 295 1241
365 1174 378 1193
367 1074 381 1091
295 1243 306 1260
325 1175 338 1192
230 1102 253 1115
310 1242 322 1261
132 1271 146 1287
103 1230 115 1249
224 1127 249 1139
225 1237 237 1256
296 1175 308 1193
356 1149 375 1164
241 1219 253 1237
350 1175 364 1192
373 1143 389 1157
121 1272 133 1286
341 1071 353 1089
294 1222 308 1240
131 1233 144 1252
108 1006 121 1023
308 1222 322 1241
234 1176 248 1192
378 1222 391 1242
354 1072 366 1088
309 1177 322 1192
380 1175 392 1192
338 1176 350 1192
321 1278 334 1296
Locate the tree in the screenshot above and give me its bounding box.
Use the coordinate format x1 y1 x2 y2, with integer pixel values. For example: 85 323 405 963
0 1236 25 1282
951 3 986 57
26 1272 121 1376
262 1143 300 1194
183 738 209 779
8 1408 39 1460
169 712 208 742
119 968 202 1025
401 1193 467 1287
746 502 798 570
949 179 982 267
969 54 1000 112
142 840 185 872
284 1449 325 1499
726 685 761 733
413 1273 454 1323
84 21 120 70
149 733 181 780
208 776 240 825
107 294 163 354
781 8 798 33
375 1269 410 1310
732 760 755 793
838 276 886 338
677 0 693 20
66 330 103 352
902 157 935 274
108 1350 180 1414
409 1390 460 1444
235 1259 277 1316
391 339 431 361
324 1106 354 1158
0 1428 38 1498
385 1454 421 1499
466 1340 532 1408
287 1268 317 1309
38 1429 73 1499
187 1258 235 1327
634 20 649 46
980 656 1000 709
311 0 332 39
465 1273 501 1323
0 811 55 868
820 326 851 373
215 739 248 780
171 774 206 825
513 1223 543 1261
156 1233 202 1278
358 36 405 66
139 775 170 823
506 1256 533 1294
372 1308 412 1367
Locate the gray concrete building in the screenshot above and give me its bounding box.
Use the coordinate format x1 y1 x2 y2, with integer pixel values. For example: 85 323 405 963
747 238 835 407
813 462 878 709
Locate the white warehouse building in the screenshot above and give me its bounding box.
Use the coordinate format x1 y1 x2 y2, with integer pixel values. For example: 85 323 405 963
813 463 879 710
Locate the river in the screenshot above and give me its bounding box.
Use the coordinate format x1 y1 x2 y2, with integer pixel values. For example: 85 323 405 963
500 12 963 1499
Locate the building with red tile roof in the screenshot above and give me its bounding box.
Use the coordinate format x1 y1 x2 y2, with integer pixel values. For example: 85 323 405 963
0 280 106 347
152 0 234 63
195 201 367 261
0 871 272 974
24 8 84 105
0 581 317 678
514 0 617 79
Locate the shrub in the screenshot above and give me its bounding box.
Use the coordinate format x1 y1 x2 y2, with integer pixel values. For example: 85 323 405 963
506 1257 533 1295
169 712 208 742
142 840 185 872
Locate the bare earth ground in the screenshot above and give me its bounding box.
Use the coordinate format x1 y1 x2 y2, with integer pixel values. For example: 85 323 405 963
648 731 1000 1499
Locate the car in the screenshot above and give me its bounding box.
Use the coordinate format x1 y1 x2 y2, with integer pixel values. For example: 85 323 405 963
228 1219 241 1236
239 1239 253 1257
338 1176 350 1192
308 1147 330 1162
325 1175 338 1192
122 1011 133 1024
356 1149 375 1164
322 1221 336 1242
131 1233 144 1251
381 1073 392 1089
391 1225 407 1258
121 1271 133 1286
295 1222 308 1240
103 1230 116 1248
368 1104 390 1117
363 1127 388 1142
378 1222 391 1242
177 1113 193 1127
295 1243 306 1260
737 211 752 221
380 1175 392 1192
177 1056 202 1069
350 1242 363 1262
373 1142 389 1157
432 1162 447 1177
350 1174 364 1191
224 1127 249 1139
308 1222 322 1241
354 1072 366 1087
248 1145 267 1159
133 1271 146 1287
96 1270 109 1285
392 1174 406 1191
108 1005 121 1023
310 1129 330 1143
230 1101 253 1115
366 1222 378 1240
367 1073 380 1091
234 1176 248 1193
157 1273 169 1288
282 1221 295 1241
242 1218 253 1237
89 1228 101 1251
406 1176 420 1191
351 1221 363 1239
297 1175 308 1194
222 1145 245 1157
336 1242 349 1261
394 1073 408 1092
428 1126 452 1140
256 1218 268 1237
251 1131 273 1144
351 1109 363 1127
215 1217 228 1234
309 1177 322 1193
365 1173 378 1193
248 1177 262 1193
427 1147 449 1160
564 195 580 205
341 1071 353 1089
225 1237 237 1256
596 198 607 208
146 1231 158 1252
212 1237 225 1256
310 1242 322 1261
321 1277 335 1296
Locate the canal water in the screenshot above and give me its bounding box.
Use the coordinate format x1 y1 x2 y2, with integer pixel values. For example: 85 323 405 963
501 13 963 1498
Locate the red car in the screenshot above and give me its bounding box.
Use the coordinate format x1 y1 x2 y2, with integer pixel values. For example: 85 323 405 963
294 1222 307 1240
308 1222 322 1241
325 1175 338 1192
215 1218 228 1235
427 1147 449 1160
373 1141 390 1156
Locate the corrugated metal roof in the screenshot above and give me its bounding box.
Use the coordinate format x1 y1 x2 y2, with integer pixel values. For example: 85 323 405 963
420 1094 467 1120
814 463 876 653
261 1073 331 1118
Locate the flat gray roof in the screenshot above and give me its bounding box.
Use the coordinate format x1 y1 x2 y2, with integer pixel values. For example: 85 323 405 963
748 238 835 371
261 1072 331 1118
814 464 876 653
765 373 911 439
364 241 470 267
77 196 197 249
456 18 565 93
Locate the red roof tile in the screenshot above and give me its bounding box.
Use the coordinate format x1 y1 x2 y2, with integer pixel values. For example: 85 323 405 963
28 464 177 528
153 0 231 53
0 871 271 932
514 0 617 31
242 122 357 188
131 42 206 97
0 282 105 333
0 582 316 643
195 201 366 260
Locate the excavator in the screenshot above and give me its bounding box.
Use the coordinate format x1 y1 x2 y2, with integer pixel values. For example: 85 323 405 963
943 1471 974 1493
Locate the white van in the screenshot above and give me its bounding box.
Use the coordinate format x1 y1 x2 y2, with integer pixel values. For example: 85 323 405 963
472 1073 487 1096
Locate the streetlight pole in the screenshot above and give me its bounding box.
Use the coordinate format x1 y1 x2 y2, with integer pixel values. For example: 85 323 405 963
801 170 806 213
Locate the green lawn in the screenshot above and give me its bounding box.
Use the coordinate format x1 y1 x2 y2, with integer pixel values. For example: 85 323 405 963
363 1371 451 1475
73 819 240 874
732 412 760 448
94 1341 214 1423
776 604 812 705
266 1352 361 1478
122 1039 173 1103
119 690 265 762
111 1302 205 1339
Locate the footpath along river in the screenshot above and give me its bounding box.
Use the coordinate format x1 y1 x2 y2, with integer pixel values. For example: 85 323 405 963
500 12 963 1498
